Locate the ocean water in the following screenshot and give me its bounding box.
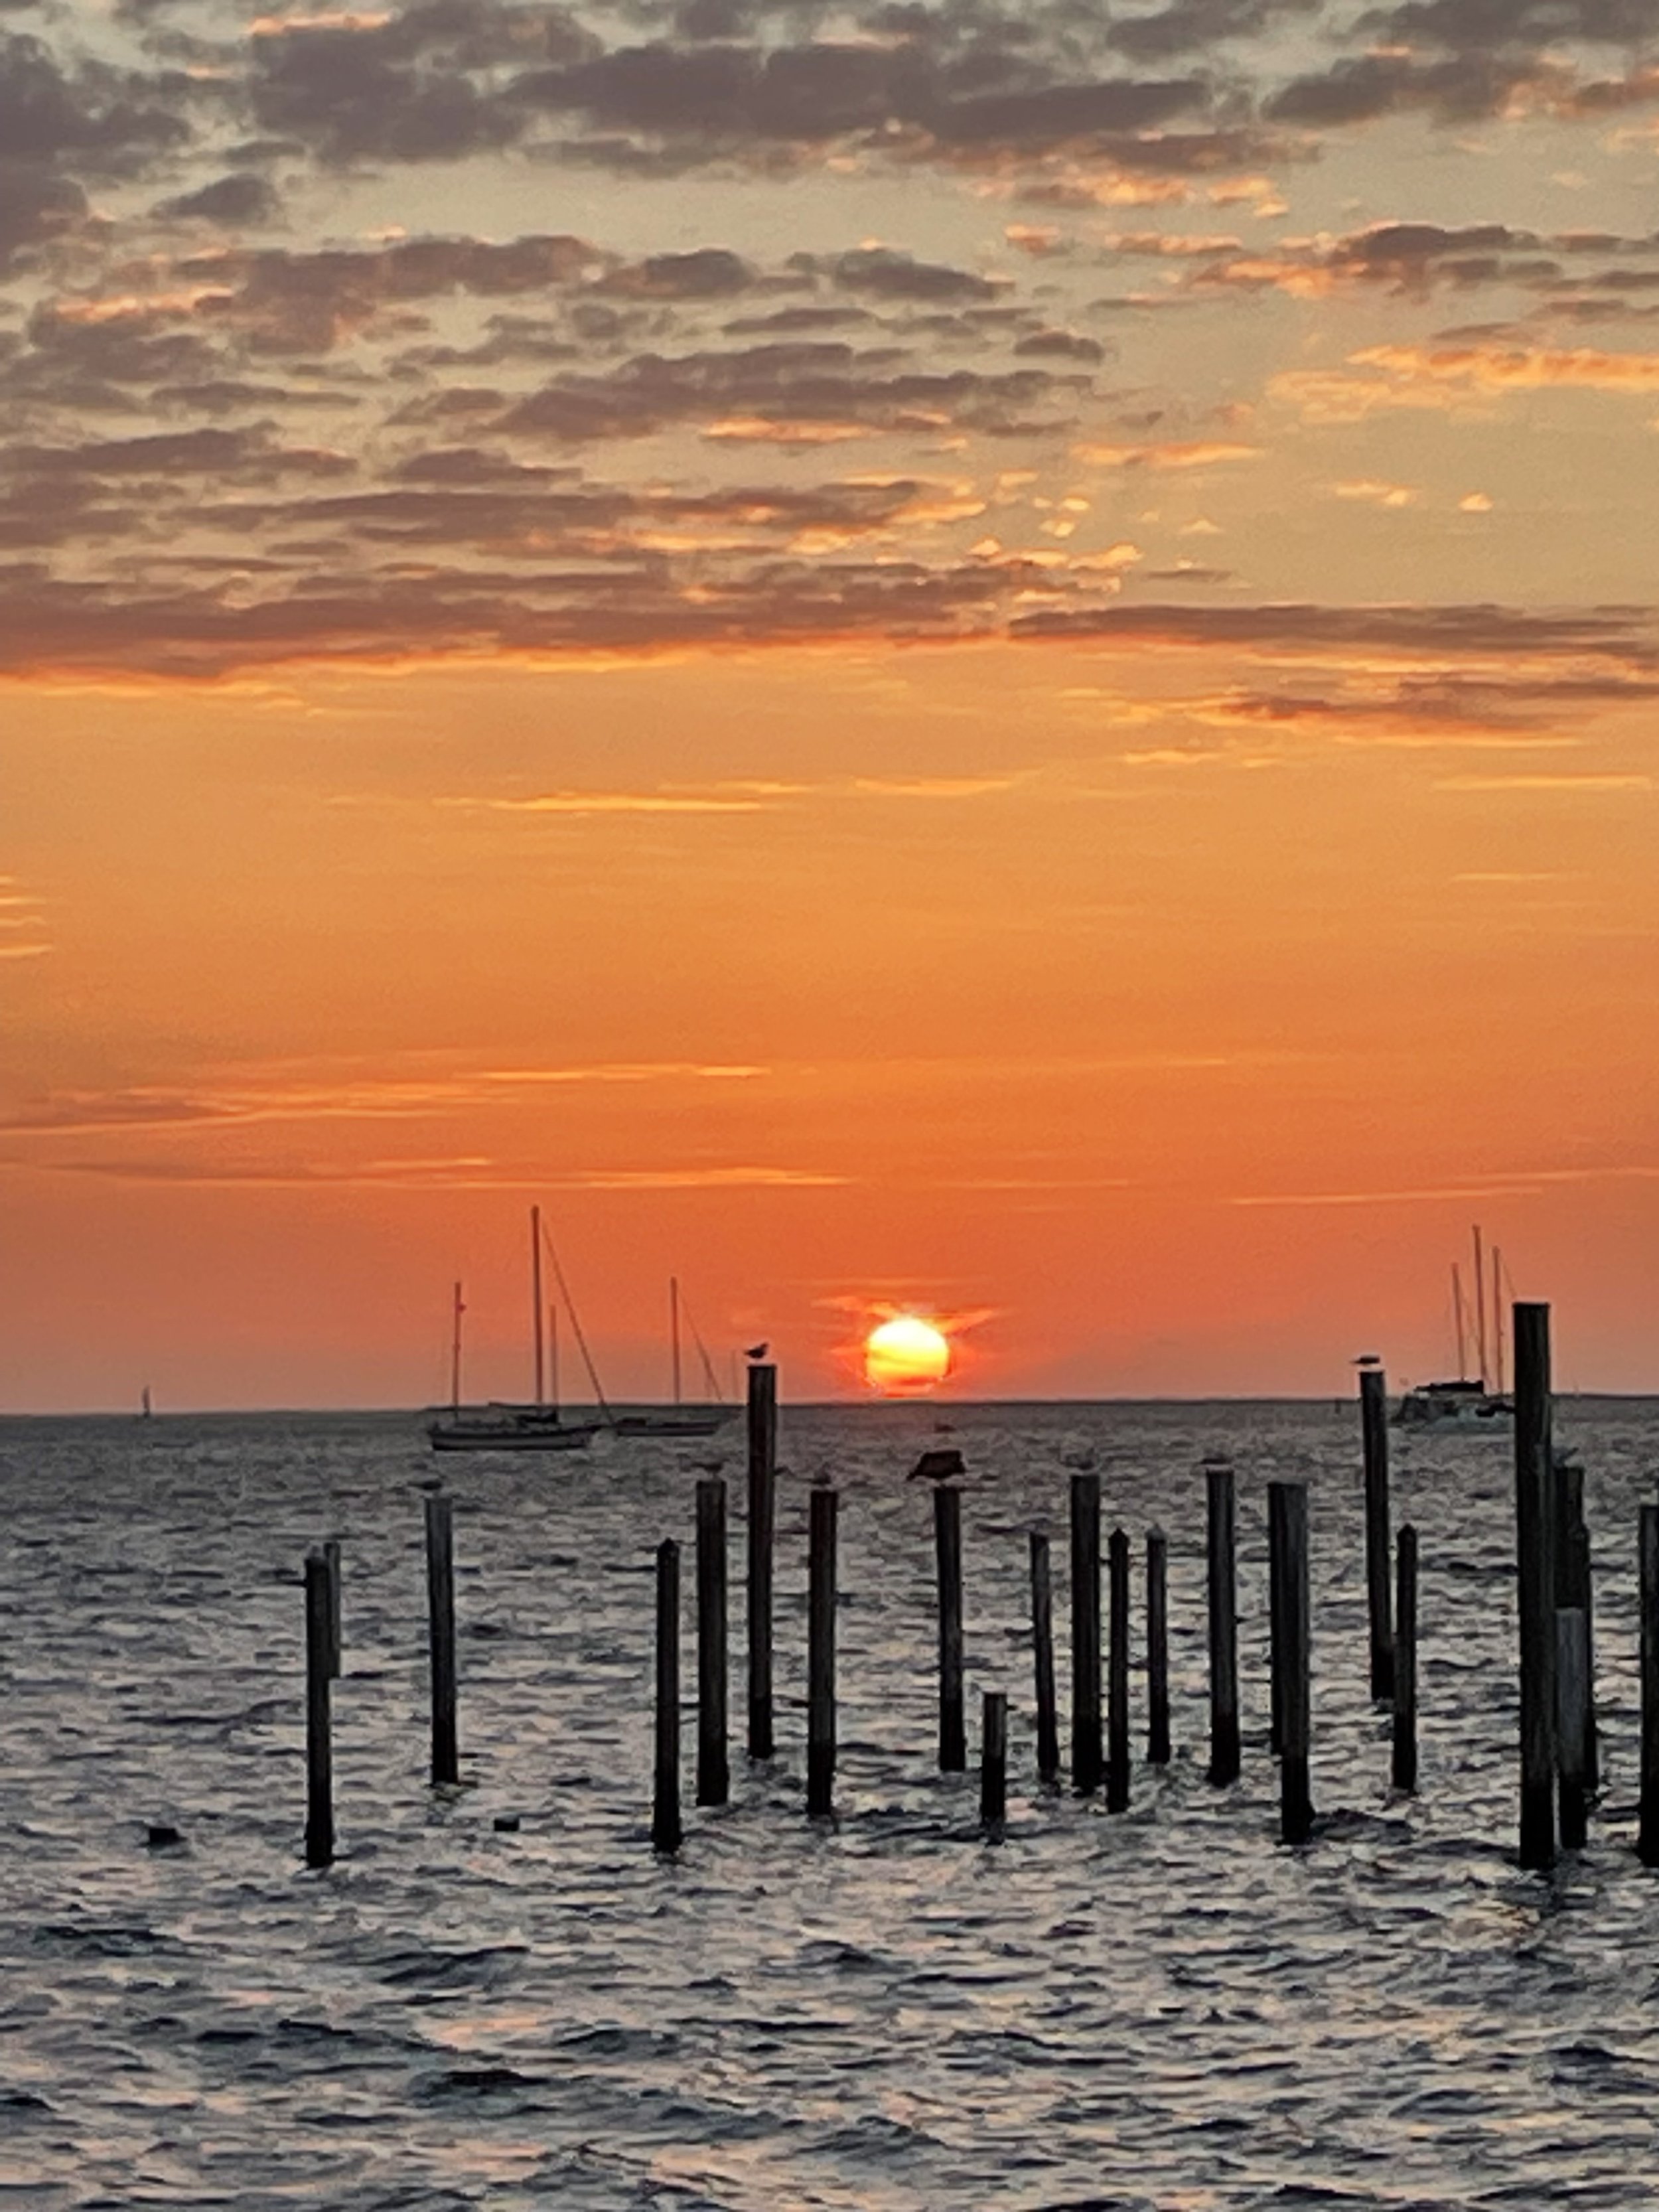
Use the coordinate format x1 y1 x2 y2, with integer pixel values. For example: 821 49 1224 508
3 1398 1659 2211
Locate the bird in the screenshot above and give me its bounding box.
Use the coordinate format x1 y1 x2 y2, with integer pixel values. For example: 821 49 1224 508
744 1342 768 1361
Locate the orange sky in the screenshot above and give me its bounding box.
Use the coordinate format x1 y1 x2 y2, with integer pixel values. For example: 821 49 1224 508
2 2 1657 1405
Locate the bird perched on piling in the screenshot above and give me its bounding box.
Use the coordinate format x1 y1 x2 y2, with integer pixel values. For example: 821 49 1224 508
909 1447 966 1482
745 1342 768 1361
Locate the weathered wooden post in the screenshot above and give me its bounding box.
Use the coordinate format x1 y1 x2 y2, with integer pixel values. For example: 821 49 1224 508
323 1536 342 1680
1639 1505 1659 1868
746 1359 776 1759
304 1548 334 1868
935 1485 966 1772
1557 1601 1590 1850
695 1476 729 1808
1392 1523 1417 1794
1269 1481 1313 1845
1070 1473 1102 1794
981 1690 1007 1833
1206 1459 1240 1786
1555 1459 1599 1794
1029 1531 1060 1785
1106 1526 1131 1812
1146 1526 1170 1767
1268 1479 1285 1759
423 1490 459 1787
1360 1365 1394 1702
1514 1301 1556 1870
653 1538 682 1853
807 1486 837 1818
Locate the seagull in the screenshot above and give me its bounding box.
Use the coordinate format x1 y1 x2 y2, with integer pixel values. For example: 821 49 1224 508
744 1342 769 1361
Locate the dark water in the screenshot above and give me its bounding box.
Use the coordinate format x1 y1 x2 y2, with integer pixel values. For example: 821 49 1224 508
3 1399 1659 2211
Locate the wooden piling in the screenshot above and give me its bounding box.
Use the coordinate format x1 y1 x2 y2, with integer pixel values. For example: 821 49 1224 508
304 1548 334 1868
1513 1301 1556 1870
1070 1473 1102 1795
423 1490 459 1788
323 1536 342 1680
1106 1526 1131 1812
1360 1365 1395 1703
1269 1481 1313 1845
1556 1461 1599 1795
935 1485 966 1773
1205 1460 1240 1787
1639 1505 1659 1868
652 1538 682 1854
1146 1526 1171 1767
695 1477 729 1808
981 1690 1007 1833
746 1360 777 1760
1267 1480 1285 1761
1392 1522 1417 1795
808 1486 837 1818
1556 1605 1590 1850
1029 1532 1060 1785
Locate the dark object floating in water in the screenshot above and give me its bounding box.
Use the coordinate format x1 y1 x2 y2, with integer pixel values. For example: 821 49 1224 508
145 1823 183 1850
492 1814 521 1832
909 1447 965 1482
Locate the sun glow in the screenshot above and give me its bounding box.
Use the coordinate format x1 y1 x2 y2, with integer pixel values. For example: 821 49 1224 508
864 1313 952 1395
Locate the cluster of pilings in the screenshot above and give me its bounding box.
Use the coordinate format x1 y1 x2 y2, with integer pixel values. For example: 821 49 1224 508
293 1305 1659 1874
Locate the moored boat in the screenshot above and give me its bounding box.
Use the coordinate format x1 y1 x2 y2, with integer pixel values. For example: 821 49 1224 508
1396 1226 1514 1428
425 1214 603 1453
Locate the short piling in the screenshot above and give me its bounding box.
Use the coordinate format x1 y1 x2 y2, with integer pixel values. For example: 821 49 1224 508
423 1490 459 1788
1029 1531 1060 1785
1392 1523 1418 1795
935 1485 966 1773
1269 1481 1313 1845
1639 1505 1659 1868
1360 1365 1395 1703
1146 1526 1171 1767
1205 1460 1240 1787
1557 1604 1590 1850
1070 1473 1102 1795
746 1360 777 1760
981 1690 1008 1834
808 1486 837 1818
1514 1301 1556 1870
304 1548 334 1868
695 1477 729 1808
652 1538 682 1854
1556 1460 1599 1795
1106 1526 1131 1812
323 1536 342 1680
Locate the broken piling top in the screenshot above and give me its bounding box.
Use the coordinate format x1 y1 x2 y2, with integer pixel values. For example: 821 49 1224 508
910 1446 966 1483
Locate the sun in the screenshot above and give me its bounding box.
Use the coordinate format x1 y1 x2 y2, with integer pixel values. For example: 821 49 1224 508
864 1314 952 1396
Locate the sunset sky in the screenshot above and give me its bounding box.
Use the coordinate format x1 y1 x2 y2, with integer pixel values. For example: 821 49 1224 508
1 0 1656 1408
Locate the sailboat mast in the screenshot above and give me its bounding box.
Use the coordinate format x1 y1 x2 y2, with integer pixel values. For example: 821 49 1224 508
1471 1223 1487 1388
1492 1244 1506 1396
450 1281 465 1414
549 1303 559 1418
531 1203 545 1408
670 1276 682 1407
1451 1263 1467 1380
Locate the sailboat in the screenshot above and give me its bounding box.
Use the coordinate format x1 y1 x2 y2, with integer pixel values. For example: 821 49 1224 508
1396 1226 1515 1428
426 1208 603 1453
612 1278 735 1438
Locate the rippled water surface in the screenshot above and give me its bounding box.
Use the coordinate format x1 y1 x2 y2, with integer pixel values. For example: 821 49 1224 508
4 1399 1659 2210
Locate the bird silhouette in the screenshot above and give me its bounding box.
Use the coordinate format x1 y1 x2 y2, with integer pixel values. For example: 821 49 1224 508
744 1342 768 1361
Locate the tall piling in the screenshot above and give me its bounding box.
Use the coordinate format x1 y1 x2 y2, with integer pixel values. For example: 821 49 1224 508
323 1536 342 1680
1070 1473 1102 1795
1360 1365 1394 1702
1029 1531 1060 1785
1269 1481 1313 1846
935 1485 966 1772
1392 1523 1418 1794
423 1490 459 1788
1639 1505 1659 1868
1557 1603 1590 1850
1146 1526 1171 1767
652 1538 682 1854
1514 1301 1556 1870
1205 1459 1240 1787
1555 1459 1599 1795
746 1360 777 1760
1106 1526 1131 1812
695 1476 729 1808
304 1548 334 1868
808 1486 837 1818
981 1690 1008 1834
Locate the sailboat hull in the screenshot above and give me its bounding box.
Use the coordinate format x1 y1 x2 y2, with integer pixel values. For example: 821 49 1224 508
427 1411 601 1453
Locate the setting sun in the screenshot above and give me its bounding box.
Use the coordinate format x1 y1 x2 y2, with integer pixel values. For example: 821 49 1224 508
864 1315 952 1396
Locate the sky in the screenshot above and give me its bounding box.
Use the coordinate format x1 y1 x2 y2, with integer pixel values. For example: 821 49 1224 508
1 0 1656 1409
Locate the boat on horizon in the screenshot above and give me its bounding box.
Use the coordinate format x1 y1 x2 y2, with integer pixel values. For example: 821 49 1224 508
426 1211 603 1454
611 1277 735 1439
1396 1226 1515 1428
